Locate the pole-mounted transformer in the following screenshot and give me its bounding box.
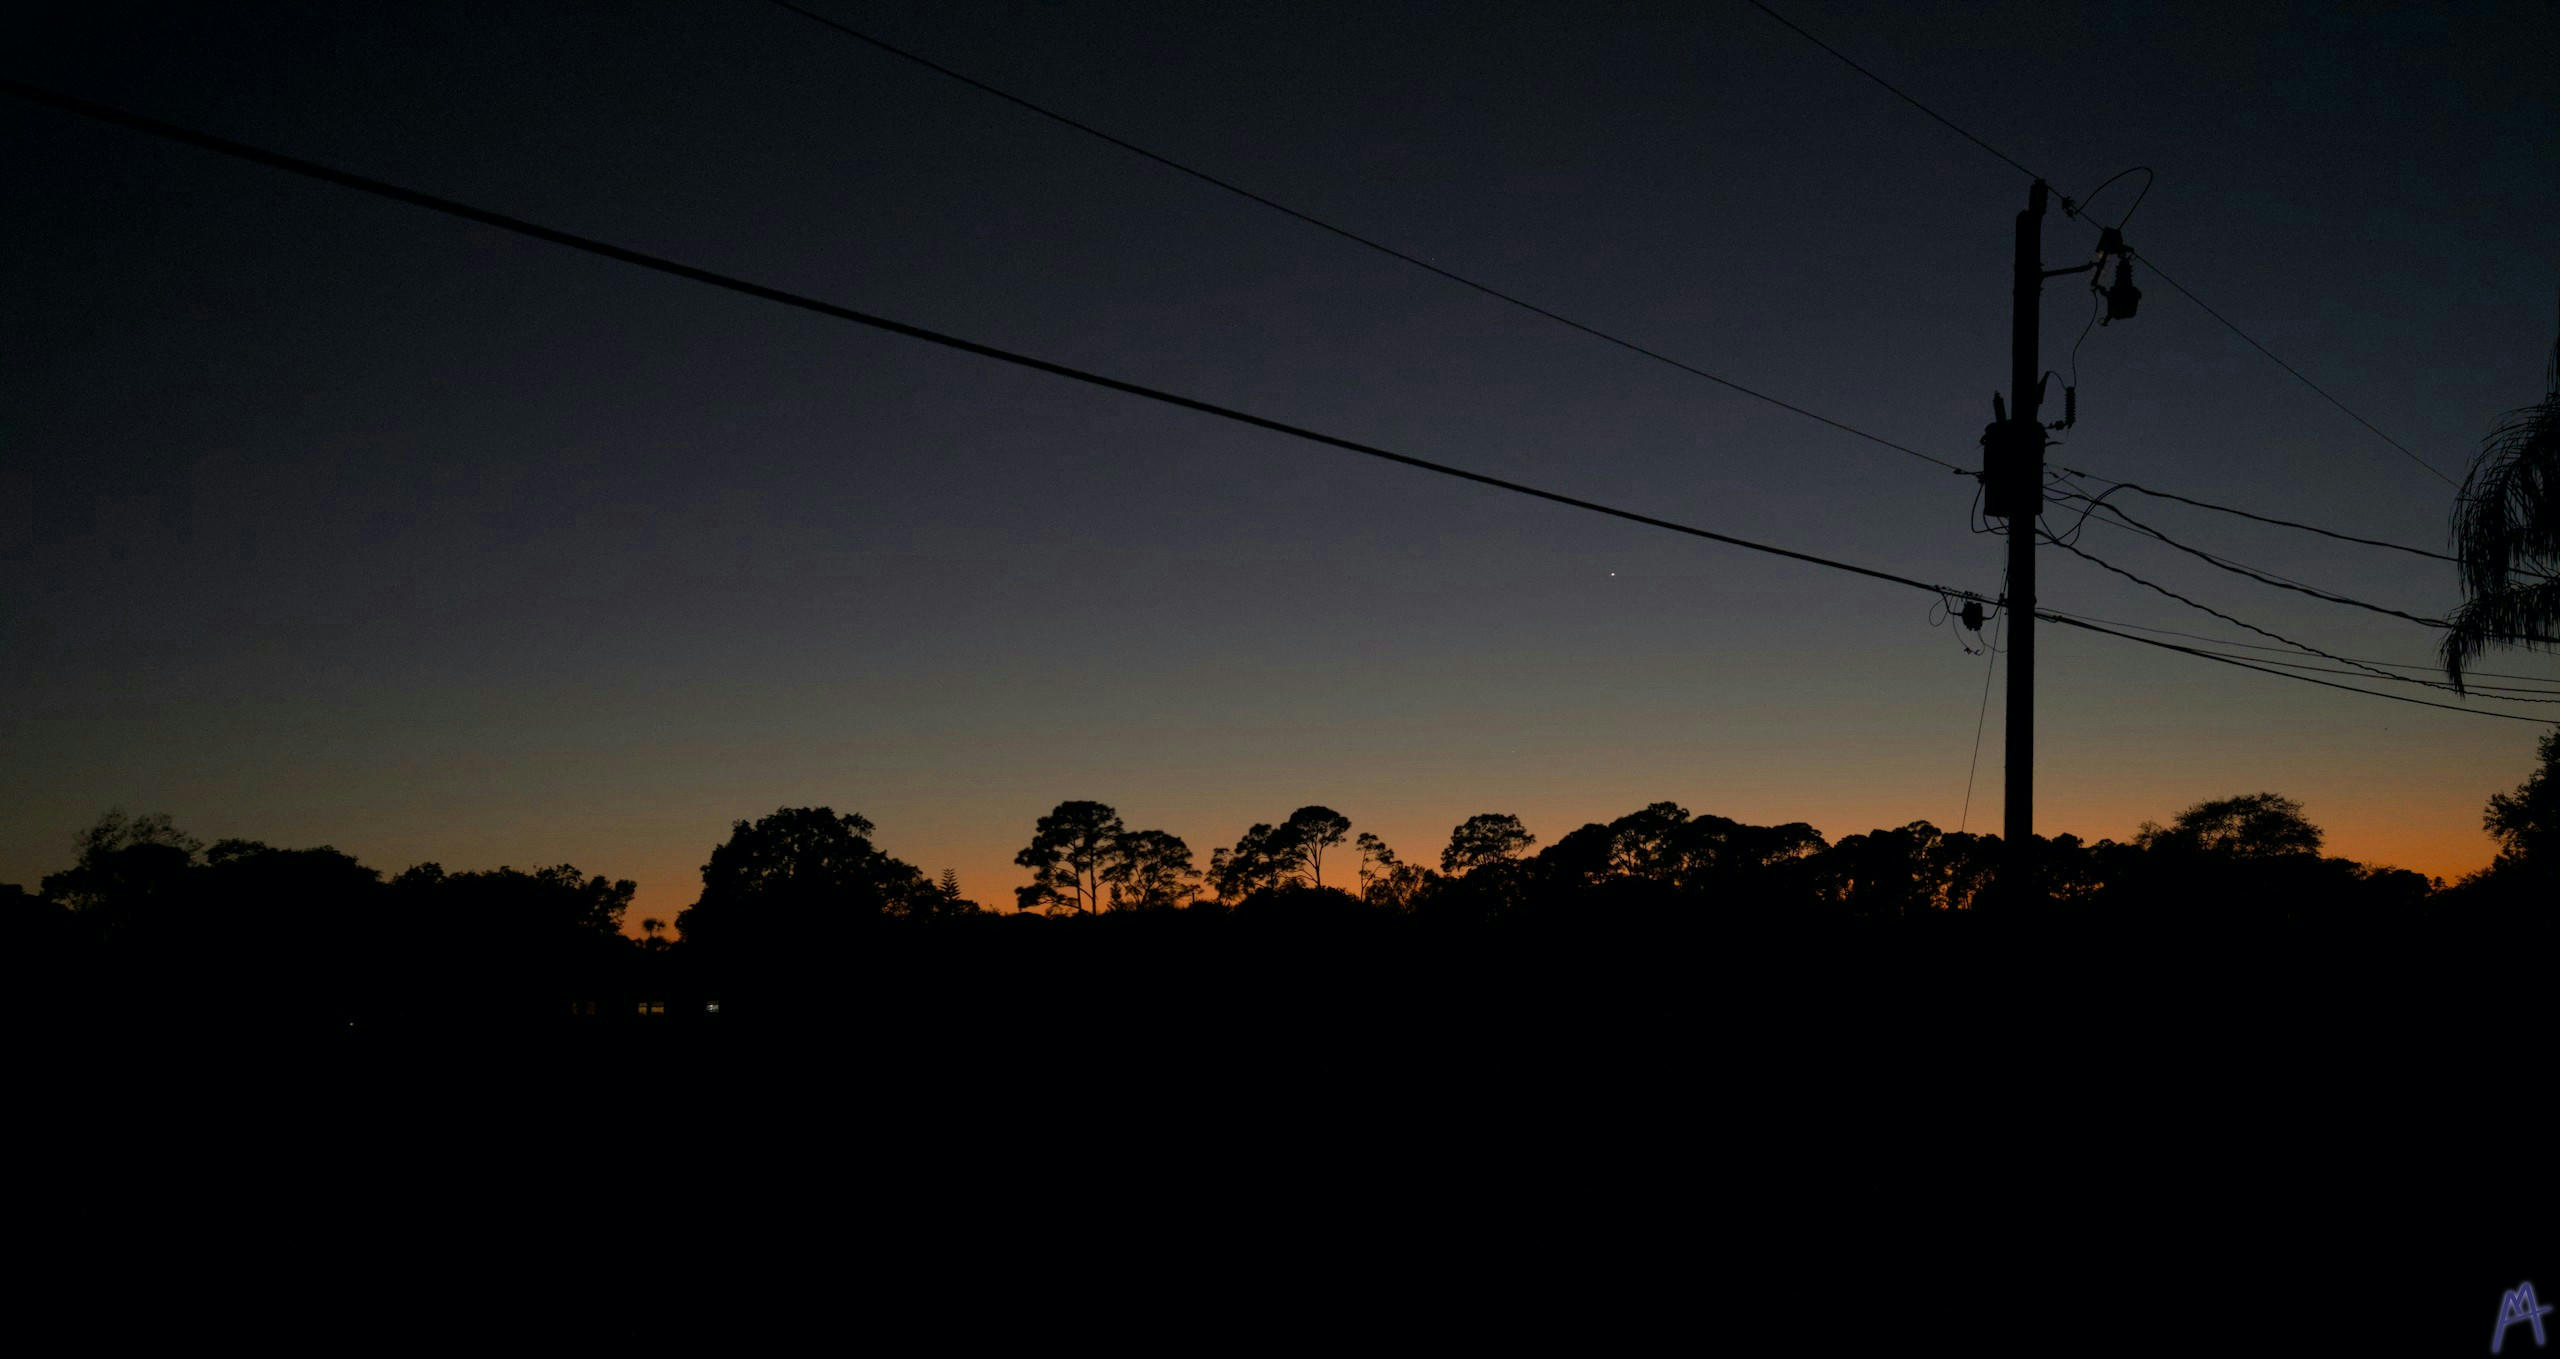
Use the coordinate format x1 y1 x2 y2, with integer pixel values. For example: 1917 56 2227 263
1979 397 2049 520
1980 179 2139 910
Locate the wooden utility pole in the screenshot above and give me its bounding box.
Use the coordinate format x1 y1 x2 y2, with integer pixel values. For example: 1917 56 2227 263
2006 183 2046 901
1978 181 2061 907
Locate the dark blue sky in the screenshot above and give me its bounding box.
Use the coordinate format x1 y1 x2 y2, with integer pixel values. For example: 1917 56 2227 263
8 0 2556 918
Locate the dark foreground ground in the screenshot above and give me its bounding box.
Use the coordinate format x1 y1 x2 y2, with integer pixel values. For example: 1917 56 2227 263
13 913 2553 1350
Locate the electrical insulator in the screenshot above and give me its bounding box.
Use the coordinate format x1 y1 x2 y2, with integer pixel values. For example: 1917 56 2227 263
2105 259 2142 321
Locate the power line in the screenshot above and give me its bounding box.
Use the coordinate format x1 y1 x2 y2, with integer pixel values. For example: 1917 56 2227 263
760 1 1973 479
1744 0 2463 490
2060 497 2337 593
1742 0 2050 186
2049 490 2454 629
2068 166 2153 231
2116 643 2560 701
2041 535 2421 684
2128 252 2461 488
2048 537 2560 699
23 80 2540 731
2037 609 2560 684
2052 470 2553 582
2041 613 2556 724
0 79 1999 610
2051 471 2467 565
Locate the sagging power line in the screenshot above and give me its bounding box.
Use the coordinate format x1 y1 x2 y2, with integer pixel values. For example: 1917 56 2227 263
2041 614 2553 724
2052 469 2553 580
1745 0 2463 489
759 0 1971 477
2046 487 2455 629
2117 643 2560 703
2043 535 2429 685
780 0 2484 560
0 79 1992 609
2053 471 2467 565
2039 610 2560 686
7 78 2537 733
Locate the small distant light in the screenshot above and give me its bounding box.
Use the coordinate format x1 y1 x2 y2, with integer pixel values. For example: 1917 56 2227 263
705 1001 721 1014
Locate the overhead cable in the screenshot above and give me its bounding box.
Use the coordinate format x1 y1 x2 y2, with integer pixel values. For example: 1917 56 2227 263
1744 0 2462 489
2122 644 2560 701
1742 0 2051 185
2067 166 2153 231
2038 609 2560 684
2048 490 2454 628
2042 614 2556 725
0 79 1996 610
20 79 2537 729
2041 535 2421 684
763 0 1972 477
2126 253 2461 487
2052 471 2467 564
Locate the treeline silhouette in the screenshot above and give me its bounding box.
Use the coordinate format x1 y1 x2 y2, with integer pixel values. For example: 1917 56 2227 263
7 731 2553 1049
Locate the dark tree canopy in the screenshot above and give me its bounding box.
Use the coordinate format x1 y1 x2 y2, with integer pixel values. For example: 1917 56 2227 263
1605 802 1693 883
2485 730 2560 879
1106 828 1199 911
1211 823 1290 902
1014 801 1127 914
2136 793 2323 860
41 810 203 936
395 861 633 943
17 765 2547 1040
2443 325 2560 690
1273 806 1353 890
1817 821 1997 920
678 806 933 950
1442 813 1536 874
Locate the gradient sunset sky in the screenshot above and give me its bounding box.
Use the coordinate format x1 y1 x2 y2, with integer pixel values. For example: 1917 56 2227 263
8 0 2556 925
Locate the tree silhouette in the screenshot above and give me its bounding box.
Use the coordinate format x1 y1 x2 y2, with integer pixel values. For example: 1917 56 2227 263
1442 813 1535 874
1273 806 1352 889
40 810 203 944
1814 821 1994 919
2443 319 2560 690
1210 823 1289 902
1367 860 1435 912
1354 832 1391 893
2485 731 2560 880
395 861 635 941
677 806 931 951
1605 802 1695 884
2135 793 2322 860
1014 801 1126 914
1105 829 1199 911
